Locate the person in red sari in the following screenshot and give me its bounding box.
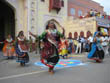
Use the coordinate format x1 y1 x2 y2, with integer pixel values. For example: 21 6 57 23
2 35 15 59
30 21 65 74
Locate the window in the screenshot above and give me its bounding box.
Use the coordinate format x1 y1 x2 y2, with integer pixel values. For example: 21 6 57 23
78 10 82 16
70 8 75 15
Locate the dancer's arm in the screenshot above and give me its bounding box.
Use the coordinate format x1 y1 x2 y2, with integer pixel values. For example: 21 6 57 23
38 32 47 40
57 27 65 38
29 31 47 40
93 37 97 42
29 32 37 38
61 27 65 36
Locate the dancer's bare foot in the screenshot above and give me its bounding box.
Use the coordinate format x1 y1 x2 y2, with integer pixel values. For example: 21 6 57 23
96 59 102 63
48 68 54 74
50 70 54 74
48 67 51 72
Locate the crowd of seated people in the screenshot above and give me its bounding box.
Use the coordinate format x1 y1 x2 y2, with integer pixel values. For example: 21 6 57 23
79 9 110 20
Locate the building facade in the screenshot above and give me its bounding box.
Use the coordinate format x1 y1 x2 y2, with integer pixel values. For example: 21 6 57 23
68 0 105 18
63 17 110 38
29 0 68 35
0 0 28 41
0 0 67 41
0 0 109 45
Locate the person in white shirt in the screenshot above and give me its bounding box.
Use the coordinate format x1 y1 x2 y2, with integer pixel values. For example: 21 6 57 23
101 35 108 56
80 37 85 53
75 36 81 54
88 34 93 51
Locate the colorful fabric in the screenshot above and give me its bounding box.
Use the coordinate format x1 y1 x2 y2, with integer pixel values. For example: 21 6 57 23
88 32 104 60
41 42 54 59
2 39 15 57
58 39 68 56
41 55 59 68
15 37 29 63
16 53 29 63
59 49 68 56
38 29 64 68
74 40 78 45
88 32 98 58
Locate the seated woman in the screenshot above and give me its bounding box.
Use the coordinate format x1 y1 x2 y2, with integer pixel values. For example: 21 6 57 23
2 35 15 59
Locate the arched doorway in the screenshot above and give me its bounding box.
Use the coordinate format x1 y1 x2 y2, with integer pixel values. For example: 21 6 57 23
86 31 91 38
74 32 78 39
80 31 84 37
0 0 15 50
68 32 72 38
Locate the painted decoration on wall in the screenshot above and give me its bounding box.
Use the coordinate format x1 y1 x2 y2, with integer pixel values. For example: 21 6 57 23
34 59 86 68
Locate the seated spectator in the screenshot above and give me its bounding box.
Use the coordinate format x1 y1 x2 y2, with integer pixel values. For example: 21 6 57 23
85 12 90 18
104 14 107 19
101 15 105 19
108 15 110 20
79 15 83 19
94 10 98 16
96 12 101 18
89 9 95 17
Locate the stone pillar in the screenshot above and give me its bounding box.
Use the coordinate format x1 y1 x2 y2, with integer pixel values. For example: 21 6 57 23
28 0 37 36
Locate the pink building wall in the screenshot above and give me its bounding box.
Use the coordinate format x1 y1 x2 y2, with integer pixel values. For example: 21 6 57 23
68 0 105 18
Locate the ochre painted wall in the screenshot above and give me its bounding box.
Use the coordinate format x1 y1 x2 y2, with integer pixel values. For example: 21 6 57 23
63 17 97 38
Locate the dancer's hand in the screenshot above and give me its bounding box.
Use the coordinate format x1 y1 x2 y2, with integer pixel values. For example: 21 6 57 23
29 31 37 38
61 27 65 35
29 31 33 36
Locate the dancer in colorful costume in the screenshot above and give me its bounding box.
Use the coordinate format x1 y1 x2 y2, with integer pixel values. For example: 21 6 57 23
2 35 15 59
88 32 104 63
58 37 68 59
15 31 29 66
30 21 64 74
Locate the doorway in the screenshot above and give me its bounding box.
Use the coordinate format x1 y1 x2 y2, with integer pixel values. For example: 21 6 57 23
0 0 15 50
